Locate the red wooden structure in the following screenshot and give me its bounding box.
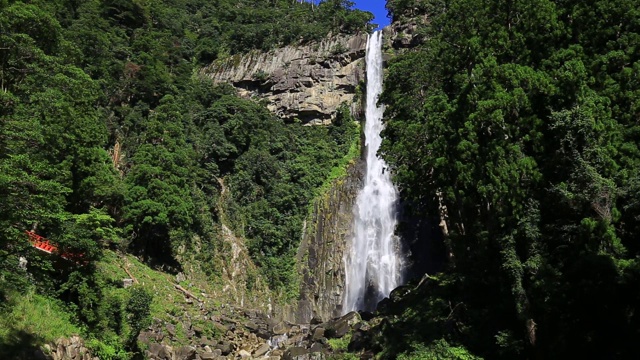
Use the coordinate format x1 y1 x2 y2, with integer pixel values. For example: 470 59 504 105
25 230 87 264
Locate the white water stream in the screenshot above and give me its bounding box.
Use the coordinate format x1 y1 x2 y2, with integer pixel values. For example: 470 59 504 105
343 31 402 313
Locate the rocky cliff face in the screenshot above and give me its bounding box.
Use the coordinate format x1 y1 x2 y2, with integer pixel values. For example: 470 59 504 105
287 161 364 323
200 34 368 125
383 16 427 50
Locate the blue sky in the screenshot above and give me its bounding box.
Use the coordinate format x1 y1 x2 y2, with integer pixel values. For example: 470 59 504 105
352 0 389 29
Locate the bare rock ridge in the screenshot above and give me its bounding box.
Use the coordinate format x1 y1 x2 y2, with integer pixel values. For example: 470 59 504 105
200 33 368 125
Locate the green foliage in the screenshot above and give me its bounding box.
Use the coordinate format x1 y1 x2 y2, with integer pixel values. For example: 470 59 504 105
328 333 352 351
86 336 130 360
386 0 431 22
252 70 270 82
380 0 640 358
0 0 368 354
397 340 482 360
331 42 349 55
60 208 120 261
223 99 360 291
216 0 373 55
125 286 152 343
0 291 81 358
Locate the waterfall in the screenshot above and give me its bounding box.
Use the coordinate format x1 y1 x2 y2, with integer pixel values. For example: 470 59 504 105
343 31 402 313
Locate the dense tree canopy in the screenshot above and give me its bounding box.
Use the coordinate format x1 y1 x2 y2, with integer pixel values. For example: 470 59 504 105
1 0 367 356
379 0 640 358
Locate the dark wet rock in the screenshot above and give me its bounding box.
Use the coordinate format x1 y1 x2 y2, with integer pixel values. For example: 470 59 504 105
324 312 360 339
359 311 375 321
215 341 232 355
283 347 309 360
309 342 325 353
311 327 325 341
347 329 368 352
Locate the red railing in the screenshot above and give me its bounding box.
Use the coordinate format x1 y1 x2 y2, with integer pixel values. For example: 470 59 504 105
25 230 87 264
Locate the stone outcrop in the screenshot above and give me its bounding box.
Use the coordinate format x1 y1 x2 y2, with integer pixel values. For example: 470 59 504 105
139 304 368 360
200 34 368 125
287 161 364 323
36 308 371 360
383 15 428 51
42 336 97 360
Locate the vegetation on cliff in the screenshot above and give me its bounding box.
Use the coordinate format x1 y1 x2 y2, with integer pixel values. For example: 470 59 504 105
0 0 368 357
378 0 640 358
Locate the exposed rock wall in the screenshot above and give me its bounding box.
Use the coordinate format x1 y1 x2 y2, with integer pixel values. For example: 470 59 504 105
383 16 427 50
200 34 368 125
40 336 97 360
288 161 364 323
380 15 429 58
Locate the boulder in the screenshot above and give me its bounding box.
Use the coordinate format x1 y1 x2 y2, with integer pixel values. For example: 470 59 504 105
216 341 232 355
308 342 324 353
271 349 284 357
213 322 229 334
146 343 172 360
166 323 176 337
311 327 325 341
174 346 197 360
271 322 290 335
253 343 271 357
283 347 308 360
324 312 361 339
159 345 173 360
359 311 375 321
244 321 259 332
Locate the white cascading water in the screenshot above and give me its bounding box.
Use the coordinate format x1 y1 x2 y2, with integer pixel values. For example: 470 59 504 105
343 31 402 313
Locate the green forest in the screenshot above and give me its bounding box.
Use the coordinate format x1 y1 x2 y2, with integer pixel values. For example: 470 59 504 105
2 0 640 359
377 0 640 359
0 0 367 357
